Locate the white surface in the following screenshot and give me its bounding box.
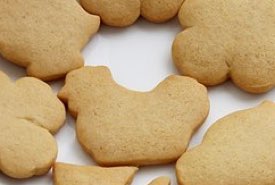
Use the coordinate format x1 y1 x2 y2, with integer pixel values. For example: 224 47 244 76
0 17 275 185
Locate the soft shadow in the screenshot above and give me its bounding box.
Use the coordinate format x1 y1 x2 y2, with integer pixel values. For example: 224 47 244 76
0 55 26 79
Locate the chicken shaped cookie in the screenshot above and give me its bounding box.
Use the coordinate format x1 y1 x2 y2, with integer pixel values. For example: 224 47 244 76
173 0 275 93
0 72 65 178
176 101 275 185
0 0 100 81
59 66 209 166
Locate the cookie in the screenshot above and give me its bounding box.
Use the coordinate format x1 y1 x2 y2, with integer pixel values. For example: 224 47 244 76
140 0 184 23
0 0 100 81
148 177 171 185
80 0 183 27
58 66 209 166
176 101 275 185
172 0 275 93
80 0 140 27
53 162 138 185
0 71 65 178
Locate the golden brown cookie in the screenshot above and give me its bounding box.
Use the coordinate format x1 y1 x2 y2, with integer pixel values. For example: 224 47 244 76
53 162 138 185
80 0 140 27
176 101 275 185
148 177 171 185
58 66 209 166
140 0 184 23
0 0 100 81
173 0 275 93
80 0 183 26
0 71 65 178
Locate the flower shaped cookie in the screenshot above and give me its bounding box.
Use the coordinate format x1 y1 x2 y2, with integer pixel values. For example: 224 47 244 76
173 0 275 93
0 72 65 178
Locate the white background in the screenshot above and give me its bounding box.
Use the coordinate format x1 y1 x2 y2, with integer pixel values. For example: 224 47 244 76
0 17 275 185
